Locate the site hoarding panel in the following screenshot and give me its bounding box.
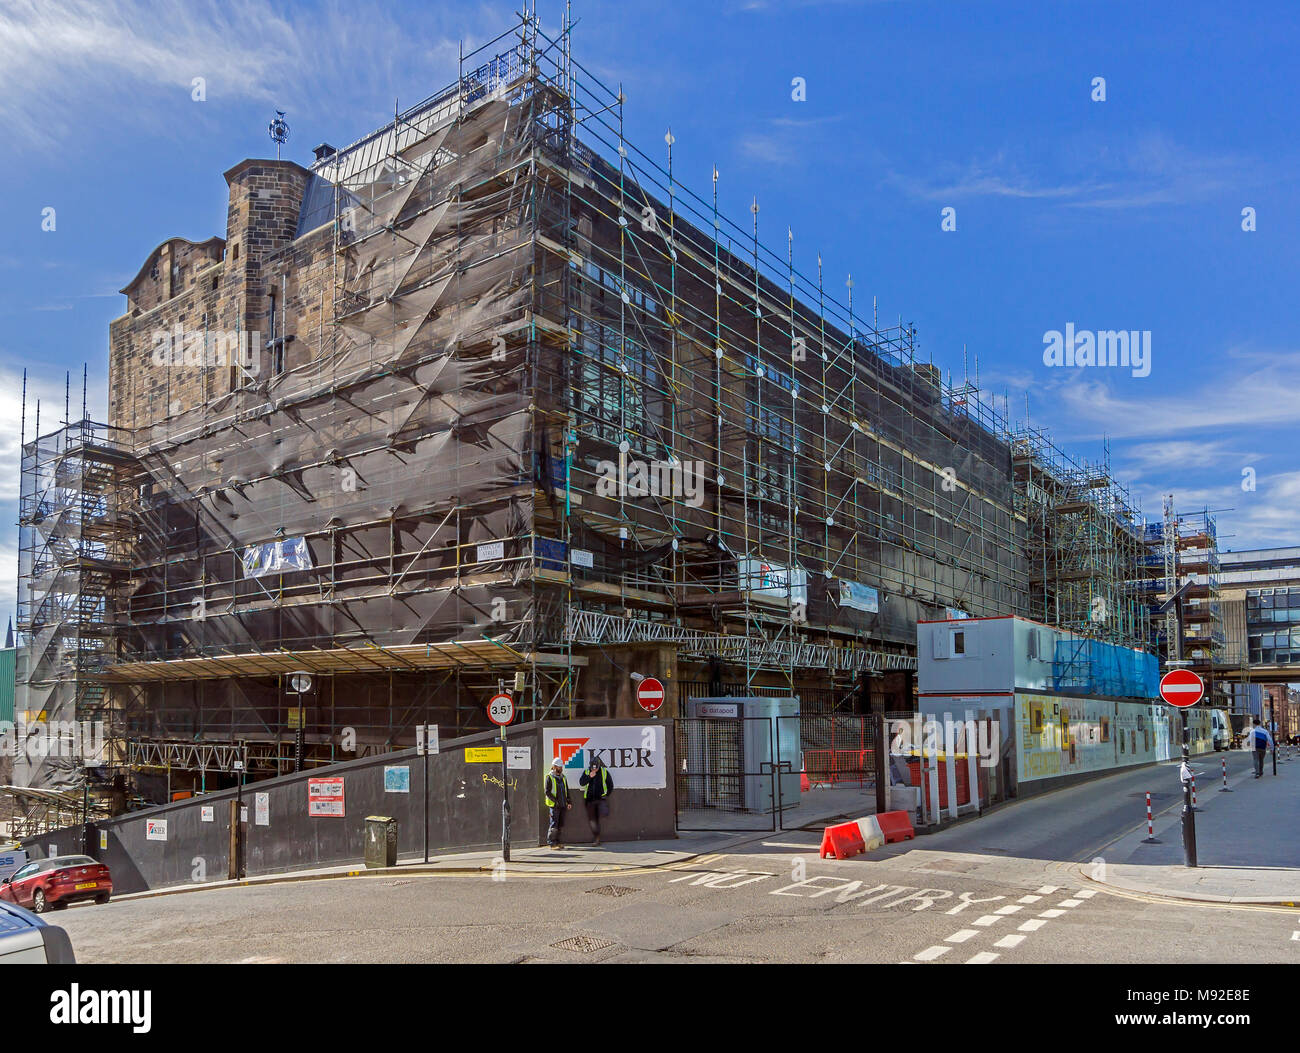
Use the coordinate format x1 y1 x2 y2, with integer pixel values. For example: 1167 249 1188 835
1014 692 1213 783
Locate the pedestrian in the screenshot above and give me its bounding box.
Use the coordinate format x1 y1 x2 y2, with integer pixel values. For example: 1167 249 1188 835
544 757 571 849
1249 717 1273 778
579 754 614 846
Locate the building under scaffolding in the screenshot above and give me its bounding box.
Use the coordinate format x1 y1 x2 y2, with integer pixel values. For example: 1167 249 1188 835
1007 427 1150 652
1139 503 1226 702
18 17 1039 799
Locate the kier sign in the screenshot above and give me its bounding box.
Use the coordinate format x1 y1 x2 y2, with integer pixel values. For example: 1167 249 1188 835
636 677 665 713
1159 669 1205 708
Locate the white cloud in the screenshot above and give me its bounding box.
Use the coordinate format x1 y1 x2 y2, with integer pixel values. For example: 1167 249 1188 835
889 134 1265 211
1058 349 1300 440
0 0 507 147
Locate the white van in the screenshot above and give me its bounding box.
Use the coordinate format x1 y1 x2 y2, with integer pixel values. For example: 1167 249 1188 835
1210 709 1232 751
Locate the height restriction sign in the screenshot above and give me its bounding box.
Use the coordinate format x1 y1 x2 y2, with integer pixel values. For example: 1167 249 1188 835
1159 669 1204 708
487 693 514 726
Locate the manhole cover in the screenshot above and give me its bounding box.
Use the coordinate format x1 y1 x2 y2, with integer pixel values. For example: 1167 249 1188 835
550 934 618 954
586 885 639 898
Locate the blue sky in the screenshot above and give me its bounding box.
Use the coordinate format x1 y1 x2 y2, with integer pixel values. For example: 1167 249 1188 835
0 0 1297 625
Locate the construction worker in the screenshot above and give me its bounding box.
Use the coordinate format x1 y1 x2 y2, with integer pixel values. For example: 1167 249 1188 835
579 754 614 845
544 757 571 849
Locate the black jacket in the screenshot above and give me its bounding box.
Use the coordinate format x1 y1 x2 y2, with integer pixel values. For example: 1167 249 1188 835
579 765 613 801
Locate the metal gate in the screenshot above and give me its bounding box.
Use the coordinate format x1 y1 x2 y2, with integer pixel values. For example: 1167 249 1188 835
676 717 780 831
675 716 805 831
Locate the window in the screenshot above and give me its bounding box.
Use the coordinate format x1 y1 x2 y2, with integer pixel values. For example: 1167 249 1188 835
952 630 966 656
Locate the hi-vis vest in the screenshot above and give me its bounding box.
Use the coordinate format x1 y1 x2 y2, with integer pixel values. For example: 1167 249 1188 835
544 770 567 807
584 767 612 801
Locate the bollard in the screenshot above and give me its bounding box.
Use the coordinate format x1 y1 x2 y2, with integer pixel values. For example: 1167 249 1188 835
1141 791 1161 844
1191 772 1201 812
1220 757 1232 793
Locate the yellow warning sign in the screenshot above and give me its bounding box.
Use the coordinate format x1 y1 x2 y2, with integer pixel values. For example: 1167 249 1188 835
465 747 503 763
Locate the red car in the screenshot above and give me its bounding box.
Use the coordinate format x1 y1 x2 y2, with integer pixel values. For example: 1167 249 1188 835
0 856 113 914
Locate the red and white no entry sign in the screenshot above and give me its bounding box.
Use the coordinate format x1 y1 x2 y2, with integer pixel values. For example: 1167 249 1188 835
487 693 514 726
1159 668 1204 708
636 677 665 713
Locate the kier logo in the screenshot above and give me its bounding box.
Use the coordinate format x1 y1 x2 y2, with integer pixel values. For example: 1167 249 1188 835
553 738 590 771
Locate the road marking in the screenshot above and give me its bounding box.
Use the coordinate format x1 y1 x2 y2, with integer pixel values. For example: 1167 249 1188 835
994 904 1023 914
914 945 951 961
972 914 1003 927
1017 894 1041 903
1018 919 1047 932
1058 898 1083 907
966 951 1000 964
1075 889 1098 899
945 929 980 943
1291 931 1299 941
1036 885 1060 894
994 934 1026 949
1039 908 1066 918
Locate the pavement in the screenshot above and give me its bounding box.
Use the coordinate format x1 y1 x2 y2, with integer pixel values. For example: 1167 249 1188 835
1081 744 1300 905
113 781 878 903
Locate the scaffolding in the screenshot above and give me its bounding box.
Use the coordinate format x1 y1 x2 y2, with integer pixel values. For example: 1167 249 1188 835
1141 503 1225 678
15 419 138 789
19 14 1039 794
1008 426 1149 651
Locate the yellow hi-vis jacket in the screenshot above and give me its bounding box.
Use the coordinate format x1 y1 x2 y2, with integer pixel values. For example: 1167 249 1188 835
544 769 569 808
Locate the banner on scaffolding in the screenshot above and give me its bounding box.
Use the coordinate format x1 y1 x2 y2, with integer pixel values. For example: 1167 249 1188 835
738 559 808 606
836 579 880 614
240 537 314 579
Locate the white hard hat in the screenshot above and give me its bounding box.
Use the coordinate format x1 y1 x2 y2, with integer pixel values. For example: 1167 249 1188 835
550 756 563 768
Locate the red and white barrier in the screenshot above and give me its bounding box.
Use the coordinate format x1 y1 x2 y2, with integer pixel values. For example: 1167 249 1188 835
1141 791 1160 844
1220 757 1232 793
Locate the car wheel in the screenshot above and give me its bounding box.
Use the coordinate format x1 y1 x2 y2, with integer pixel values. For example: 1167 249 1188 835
32 888 47 914
94 893 110 905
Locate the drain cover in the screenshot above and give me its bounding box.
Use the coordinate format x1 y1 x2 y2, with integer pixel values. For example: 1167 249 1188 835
550 934 618 954
586 885 639 898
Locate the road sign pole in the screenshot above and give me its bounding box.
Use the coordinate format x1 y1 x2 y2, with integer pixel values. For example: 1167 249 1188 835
1181 710 1197 868
496 679 511 865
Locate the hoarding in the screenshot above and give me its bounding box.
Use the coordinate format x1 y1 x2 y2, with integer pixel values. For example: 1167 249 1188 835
1015 693 1213 783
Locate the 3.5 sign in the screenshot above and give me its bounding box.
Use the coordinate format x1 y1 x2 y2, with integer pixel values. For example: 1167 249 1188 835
487 693 514 726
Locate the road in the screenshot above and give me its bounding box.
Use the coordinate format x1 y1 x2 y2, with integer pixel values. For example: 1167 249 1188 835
53 751 1298 964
